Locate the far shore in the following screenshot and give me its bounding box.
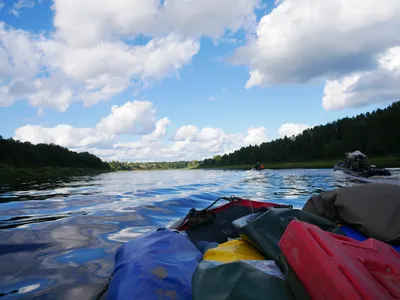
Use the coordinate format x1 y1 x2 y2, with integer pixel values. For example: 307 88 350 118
0 167 110 182
196 156 400 170
1 155 398 182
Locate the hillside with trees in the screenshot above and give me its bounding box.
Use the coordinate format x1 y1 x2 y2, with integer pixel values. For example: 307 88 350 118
202 101 400 166
0 137 110 170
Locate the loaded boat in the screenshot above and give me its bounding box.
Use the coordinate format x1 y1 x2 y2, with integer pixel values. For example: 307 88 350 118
92 183 400 300
333 150 391 177
252 162 265 171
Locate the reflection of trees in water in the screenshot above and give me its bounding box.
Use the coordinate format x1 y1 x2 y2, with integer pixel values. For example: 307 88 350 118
0 176 103 203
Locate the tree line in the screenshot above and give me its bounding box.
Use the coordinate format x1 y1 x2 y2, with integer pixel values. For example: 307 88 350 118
108 160 199 171
0 137 110 170
0 136 199 172
202 101 400 166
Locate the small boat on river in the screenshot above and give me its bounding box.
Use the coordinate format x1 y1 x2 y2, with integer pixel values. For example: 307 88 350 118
333 150 391 177
251 162 265 171
92 183 400 300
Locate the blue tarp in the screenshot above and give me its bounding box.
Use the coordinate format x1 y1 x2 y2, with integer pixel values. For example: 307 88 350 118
341 225 400 252
107 228 203 300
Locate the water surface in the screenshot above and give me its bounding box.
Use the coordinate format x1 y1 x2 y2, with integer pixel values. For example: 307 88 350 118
0 169 399 299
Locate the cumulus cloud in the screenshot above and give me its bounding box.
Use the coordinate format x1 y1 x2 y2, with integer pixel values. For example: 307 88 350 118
142 118 171 142
278 123 310 138
232 0 400 109
14 100 160 147
0 22 199 110
323 47 400 110
1 0 262 111
3 0 258 111
244 127 268 145
87 125 267 162
52 0 260 46
172 125 199 141
96 101 156 135
14 99 265 161
14 124 114 148
1 0 261 111
234 0 400 86
0 23 41 81
15 116 268 162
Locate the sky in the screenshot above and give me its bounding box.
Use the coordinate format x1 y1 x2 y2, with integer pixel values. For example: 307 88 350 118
1 0 400 162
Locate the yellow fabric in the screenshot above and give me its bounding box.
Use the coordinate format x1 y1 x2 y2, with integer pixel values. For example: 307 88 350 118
203 239 265 263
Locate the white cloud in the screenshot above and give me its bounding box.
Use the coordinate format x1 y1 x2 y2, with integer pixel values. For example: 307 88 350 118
0 22 200 111
52 0 261 46
38 34 200 109
0 85 15 106
195 127 224 142
234 0 400 86
15 122 268 162
208 96 216 101
0 23 41 81
96 101 156 135
29 85 74 112
244 127 268 145
1 0 262 112
323 47 400 110
15 124 114 148
14 96 268 161
142 118 170 142
41 35 199 84
173 125 199 141
278 123 310 138
82 126 266 162
233 0 400 109
14 100 160 147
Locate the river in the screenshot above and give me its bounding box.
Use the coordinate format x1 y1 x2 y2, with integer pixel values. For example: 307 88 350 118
0 168 399 299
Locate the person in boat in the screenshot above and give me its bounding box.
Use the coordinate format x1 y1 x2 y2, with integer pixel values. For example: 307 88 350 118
352 160 360 172
352 155 368 172
255 162 264 170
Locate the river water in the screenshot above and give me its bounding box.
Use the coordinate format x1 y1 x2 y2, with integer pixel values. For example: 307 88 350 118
0 168 399 299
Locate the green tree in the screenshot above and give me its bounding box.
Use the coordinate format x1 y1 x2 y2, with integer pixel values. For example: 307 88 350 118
200 101 400 166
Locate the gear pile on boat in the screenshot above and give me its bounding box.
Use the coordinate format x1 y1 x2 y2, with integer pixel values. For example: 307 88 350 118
94 183 400 300
333 150 391 177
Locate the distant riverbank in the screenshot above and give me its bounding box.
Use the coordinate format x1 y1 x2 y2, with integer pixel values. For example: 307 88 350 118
197 156 400 170
0 167 110 182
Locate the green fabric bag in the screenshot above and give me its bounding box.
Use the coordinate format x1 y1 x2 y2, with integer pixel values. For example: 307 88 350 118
232 208 344 261
277 254 311 300
192 260 295 300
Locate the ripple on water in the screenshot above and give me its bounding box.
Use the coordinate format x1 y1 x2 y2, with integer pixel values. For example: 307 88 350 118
0 168 399 298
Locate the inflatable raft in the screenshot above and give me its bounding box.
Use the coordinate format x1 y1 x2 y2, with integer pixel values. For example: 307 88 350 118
92 183 400 300
333 162 391 177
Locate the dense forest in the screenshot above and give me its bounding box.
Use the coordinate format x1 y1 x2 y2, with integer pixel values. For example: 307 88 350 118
0 136 196 173
109 160 199 171
202 101 400 166
0 137 110 170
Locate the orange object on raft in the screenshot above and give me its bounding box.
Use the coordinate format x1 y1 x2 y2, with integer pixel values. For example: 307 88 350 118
279 220 400 300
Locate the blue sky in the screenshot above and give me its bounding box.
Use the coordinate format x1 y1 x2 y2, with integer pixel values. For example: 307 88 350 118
1 0 399 161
